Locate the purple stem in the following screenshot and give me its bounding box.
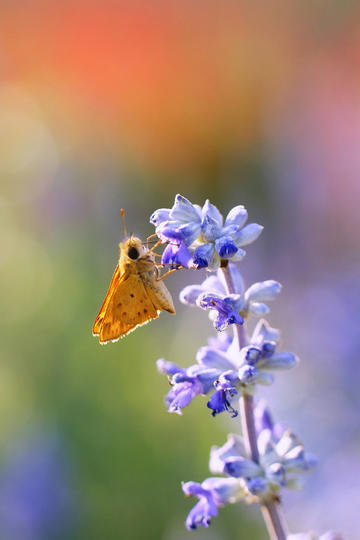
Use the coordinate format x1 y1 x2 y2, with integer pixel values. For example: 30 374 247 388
220 262 288 540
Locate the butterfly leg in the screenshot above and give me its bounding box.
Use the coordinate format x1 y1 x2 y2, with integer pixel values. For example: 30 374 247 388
146 233 159 250
156 267 183 281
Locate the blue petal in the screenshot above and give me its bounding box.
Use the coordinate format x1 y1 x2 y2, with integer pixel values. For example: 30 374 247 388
224 205 248 229
202 200 223 227
209 435 245 474
262 341 277 358
249 302 270 316
245 477 268 497
215 236 238 258
156 359 185 376
202 477 244 505
196 346 235 370
251 320 280 347
262 352 297 370
239 346 262 366
149 208 170 226
166 381 202 414
201 215 222 242
231 247 247 261
185 496 217 530
169 194 200 222
224 457 261 478
193 243 215 269
254 400 274 434
238 364 259 383
193 369 221 394
182 481 219 530
266 463 287 487
233 223 263 246
207 389 238 417
245 280 282 302
161 242 193 268
179 284 204 305
157 221 201 245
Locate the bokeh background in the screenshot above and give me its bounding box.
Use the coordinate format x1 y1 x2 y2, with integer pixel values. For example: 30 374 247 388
1 1 359 539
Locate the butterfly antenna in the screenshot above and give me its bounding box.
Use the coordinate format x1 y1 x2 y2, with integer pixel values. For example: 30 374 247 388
120 208 128 238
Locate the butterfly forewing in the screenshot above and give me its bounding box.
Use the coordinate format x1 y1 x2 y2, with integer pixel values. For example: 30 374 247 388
98 274 160 343
92 265 121 336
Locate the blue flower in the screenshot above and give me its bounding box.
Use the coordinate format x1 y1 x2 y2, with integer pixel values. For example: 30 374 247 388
157 319 296 416
180 402 316 531
207 387 238 418
210 401 316 494
157 335 240 416
198 293 244 331
161 241 193 269
150 195 263 270
182 478 245 530
179 263 282 326
237 320 298 389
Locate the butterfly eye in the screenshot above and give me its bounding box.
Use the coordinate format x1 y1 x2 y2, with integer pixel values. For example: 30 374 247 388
128 246 139 260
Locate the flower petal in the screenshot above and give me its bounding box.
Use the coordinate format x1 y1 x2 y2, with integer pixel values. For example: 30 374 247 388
233 223 263 246
245 280 282 303
224 457 262 478
193 243 215 268
201 214 222 242
215 236 238 258
196 346 235 370
170 194 200 222
202 200 223 227
249 302 270 316
262 352 298 370
224 205 248 228
209 434 245 474
156 359 185 376
161 242 193 268
179 284 204 305
149 208 170 226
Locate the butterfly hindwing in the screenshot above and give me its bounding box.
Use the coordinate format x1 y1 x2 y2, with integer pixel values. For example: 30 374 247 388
142 276 175 314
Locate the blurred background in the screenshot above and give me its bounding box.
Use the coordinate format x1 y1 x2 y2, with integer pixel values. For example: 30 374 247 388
0 1 359 539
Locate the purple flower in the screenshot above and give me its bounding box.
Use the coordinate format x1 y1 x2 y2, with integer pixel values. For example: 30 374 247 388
150 195 263 270
179 264 282 327
208 401 316 495
198 293 244 331
182 478 244 530
207 388 238 418
161 241 193 268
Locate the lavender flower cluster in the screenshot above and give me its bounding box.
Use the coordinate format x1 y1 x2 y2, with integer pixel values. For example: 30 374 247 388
151 195 341 539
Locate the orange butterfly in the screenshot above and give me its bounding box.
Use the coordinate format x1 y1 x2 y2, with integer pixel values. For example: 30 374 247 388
92 235 175 344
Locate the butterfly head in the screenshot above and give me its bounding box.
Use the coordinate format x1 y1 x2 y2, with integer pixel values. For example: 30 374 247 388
120 235 148 262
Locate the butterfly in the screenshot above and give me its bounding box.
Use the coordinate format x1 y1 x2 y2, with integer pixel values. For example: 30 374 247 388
92 235 175 344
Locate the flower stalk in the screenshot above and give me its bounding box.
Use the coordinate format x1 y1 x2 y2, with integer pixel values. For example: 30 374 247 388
152 195 338 539
221 261 288 540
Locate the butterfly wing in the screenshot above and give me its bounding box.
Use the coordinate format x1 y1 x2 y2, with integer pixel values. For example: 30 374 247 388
142 277 175 314
99 273 159 343
92 265 121 336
